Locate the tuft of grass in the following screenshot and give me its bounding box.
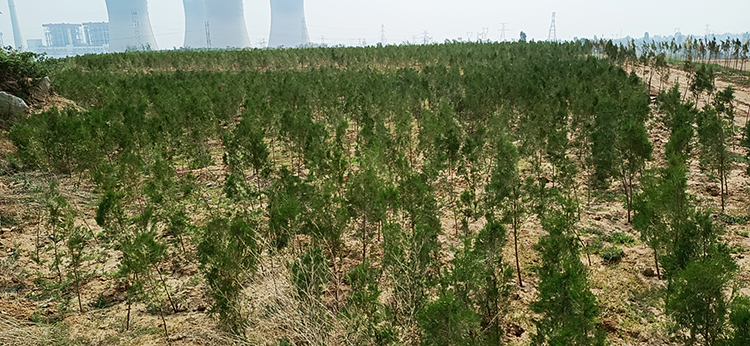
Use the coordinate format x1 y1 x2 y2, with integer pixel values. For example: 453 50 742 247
729 244 746 254
600 246 624 263
605 232 636 246
720 214 750 225
586 237 605 255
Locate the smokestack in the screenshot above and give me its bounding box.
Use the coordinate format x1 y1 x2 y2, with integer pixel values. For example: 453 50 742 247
7 0 24 50
105 0 159 52
182 0 207 48
269 0 309 48
204 0 251 48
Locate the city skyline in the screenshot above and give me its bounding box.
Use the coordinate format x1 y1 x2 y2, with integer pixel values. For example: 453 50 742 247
1 0 749 50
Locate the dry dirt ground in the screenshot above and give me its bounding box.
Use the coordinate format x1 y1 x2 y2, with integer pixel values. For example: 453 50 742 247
1 63 749 345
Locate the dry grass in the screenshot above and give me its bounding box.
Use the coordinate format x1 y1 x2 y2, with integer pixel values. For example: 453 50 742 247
0 316 56 346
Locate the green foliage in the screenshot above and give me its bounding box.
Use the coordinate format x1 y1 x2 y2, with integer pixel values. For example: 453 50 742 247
665 247 737 346
65 225 92 313
600 246 624 263
340 261 395 345
728 296 750 346
696 87 735 212
656 85 696 161
690 64 716 103
5 41 690 342
0 46 54 102
418 291 483 346
447 221 514 345
198 214 259 335
532 209 606 346
606 232 636 246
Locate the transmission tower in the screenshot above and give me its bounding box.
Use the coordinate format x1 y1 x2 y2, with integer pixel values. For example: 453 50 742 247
547 12 557 42
422 30 432 45
132 9 141 48
478 27 489 42
205 21 212 48
380 24 387 45
499 23 509 42
301 18 309 43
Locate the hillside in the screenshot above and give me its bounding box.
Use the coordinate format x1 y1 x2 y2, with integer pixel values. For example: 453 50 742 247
1 42 749 346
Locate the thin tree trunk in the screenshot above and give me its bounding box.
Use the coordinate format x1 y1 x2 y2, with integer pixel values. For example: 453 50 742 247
75 271 83 313
155 265 178 313
126 302 131 331
361 217 367 264
654 251 661 279
514 218 522 287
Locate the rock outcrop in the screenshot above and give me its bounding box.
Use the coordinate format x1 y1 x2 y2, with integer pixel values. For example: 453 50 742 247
0 91 29 120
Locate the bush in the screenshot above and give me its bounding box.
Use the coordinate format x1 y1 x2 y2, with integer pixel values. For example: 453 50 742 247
606 232 636 246
729 296 750 345
600 246 624 263
0 47 55 102
587 237 605 254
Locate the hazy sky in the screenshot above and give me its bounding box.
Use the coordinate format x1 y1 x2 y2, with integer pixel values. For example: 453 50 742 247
1 0 749 49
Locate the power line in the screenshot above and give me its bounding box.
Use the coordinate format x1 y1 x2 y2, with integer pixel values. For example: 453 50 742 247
548 12 557 42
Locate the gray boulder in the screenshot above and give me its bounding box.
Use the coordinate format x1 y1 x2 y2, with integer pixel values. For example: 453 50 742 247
0 91 29 120
31 77 52 100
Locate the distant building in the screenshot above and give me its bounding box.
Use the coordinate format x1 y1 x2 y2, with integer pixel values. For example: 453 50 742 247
26 39 43 50
30 23 110 58
0 33 4 47
83 22 110 47
44 23 87 47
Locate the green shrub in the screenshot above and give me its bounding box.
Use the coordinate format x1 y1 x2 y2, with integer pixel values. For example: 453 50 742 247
606 232 636 246
729 296 750 345
0 47 55 102
587 237 605 254
600 246 624 263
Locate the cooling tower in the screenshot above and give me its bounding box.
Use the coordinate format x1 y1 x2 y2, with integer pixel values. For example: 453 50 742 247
105 0 159 52
204 0 251 48
182 0 206 48
7 0 24 49
269 0 310 48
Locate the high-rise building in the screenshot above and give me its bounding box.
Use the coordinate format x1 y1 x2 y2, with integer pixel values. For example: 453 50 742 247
8 0 24 49
43 24 86 47
105 0 159 52
204 0 251 48
0 33 4 48
83 22 110 47
183 0 207 48
269 0 309 48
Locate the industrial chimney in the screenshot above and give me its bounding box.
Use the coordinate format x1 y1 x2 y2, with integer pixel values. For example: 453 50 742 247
182 0 207 48
105 0 159 52
269 0 310 48
204 0 251 48
7 0 24 49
